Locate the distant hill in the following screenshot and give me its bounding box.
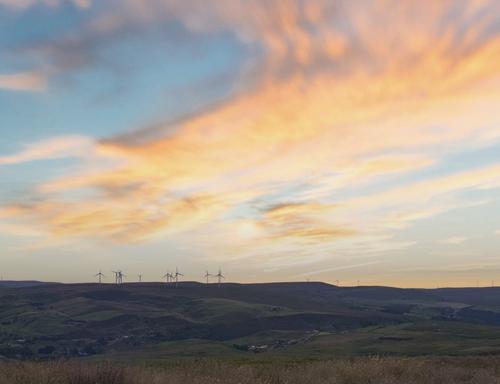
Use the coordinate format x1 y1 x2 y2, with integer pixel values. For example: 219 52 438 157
0 280 53 288
1 281 500 360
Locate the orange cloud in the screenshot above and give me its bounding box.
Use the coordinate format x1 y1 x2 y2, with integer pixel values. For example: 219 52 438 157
261 202 355 242
2 0 500 259
3 194 224 242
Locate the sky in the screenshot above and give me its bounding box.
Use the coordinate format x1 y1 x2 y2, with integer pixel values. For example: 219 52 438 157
0 0 500 287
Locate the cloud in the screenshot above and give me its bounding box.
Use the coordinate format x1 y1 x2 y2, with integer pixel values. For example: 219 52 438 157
294 261 381 278
0 222 44 237
13 1 500 92
441 236 469 245
260 202 355 242
0 136 95 165
340 165 500 231
2 0 500 260
1 194 228 242
0 71 47 92
0 0 89 9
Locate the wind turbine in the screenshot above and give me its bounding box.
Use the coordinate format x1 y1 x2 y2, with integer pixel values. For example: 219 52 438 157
138 273 143 283
204 270 212 284
111 271 120 284
174 267 183 287
94 270 105 284
113 270 125 284
215 268 224 288
163 270 171 285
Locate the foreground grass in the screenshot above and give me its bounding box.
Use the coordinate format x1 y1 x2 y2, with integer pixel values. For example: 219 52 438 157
2 357 500 384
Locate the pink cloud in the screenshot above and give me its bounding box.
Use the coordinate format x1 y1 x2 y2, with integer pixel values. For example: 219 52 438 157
0 71 47 92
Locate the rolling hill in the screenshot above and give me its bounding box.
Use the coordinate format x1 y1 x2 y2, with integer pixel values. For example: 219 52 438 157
1 281 500 360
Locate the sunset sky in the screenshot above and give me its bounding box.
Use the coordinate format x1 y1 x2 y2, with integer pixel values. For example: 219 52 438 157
1 0 499 287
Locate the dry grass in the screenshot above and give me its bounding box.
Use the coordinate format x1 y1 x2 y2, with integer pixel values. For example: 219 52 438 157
1 357 500 384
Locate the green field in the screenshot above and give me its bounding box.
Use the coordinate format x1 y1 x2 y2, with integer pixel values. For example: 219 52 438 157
1 282 500 360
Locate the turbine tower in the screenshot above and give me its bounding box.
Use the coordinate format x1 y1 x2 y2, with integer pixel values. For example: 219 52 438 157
118 271 125 284
138 273 143 283
94 270 105 284
163 270 171 285
111 271 120 285
215 268 224 288
204 270 212 284
174 267 183 287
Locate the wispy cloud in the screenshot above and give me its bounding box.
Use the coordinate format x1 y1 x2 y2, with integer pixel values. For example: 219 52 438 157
441 236 469 245
0 222 44 237
258 202 355 242
294 261 381 278
10 1 500 94
0 136 94 165
1 0 500 274
0 71 47 92
0 0 89 9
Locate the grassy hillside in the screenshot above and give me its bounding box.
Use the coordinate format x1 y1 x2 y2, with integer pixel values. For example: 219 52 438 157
2 356 500 383
1 282 500 360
